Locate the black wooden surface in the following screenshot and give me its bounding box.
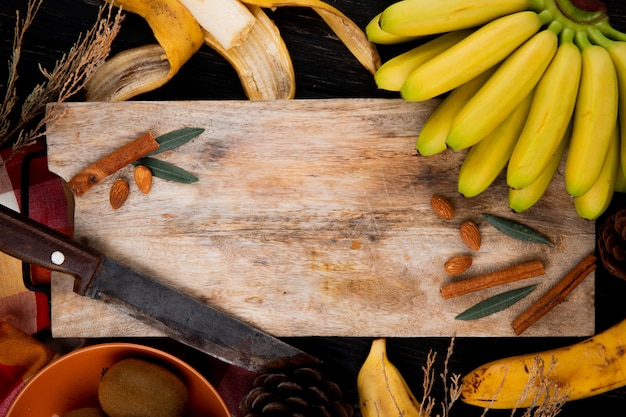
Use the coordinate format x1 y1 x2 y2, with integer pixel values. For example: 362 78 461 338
2 1 626 415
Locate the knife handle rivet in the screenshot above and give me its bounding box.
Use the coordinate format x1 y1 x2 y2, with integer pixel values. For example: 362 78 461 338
51 250 65 265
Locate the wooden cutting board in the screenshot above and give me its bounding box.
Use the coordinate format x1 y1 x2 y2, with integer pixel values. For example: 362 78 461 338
45 99 595 338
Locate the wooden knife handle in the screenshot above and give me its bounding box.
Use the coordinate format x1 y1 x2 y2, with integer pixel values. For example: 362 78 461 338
0 204 103 295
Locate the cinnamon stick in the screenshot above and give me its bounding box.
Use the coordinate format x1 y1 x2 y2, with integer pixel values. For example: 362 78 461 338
440 259 545 300
68 132 159 196
512 253 596 335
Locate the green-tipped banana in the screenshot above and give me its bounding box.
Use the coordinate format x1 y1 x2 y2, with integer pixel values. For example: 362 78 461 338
446 22 559 150
508 122 570 212
365 13 421 45
574 123 619 220
375 30 472 91
457 91 533 197
400 10 549 102
416 68 496 156
506 28 580 190
565 31 618 197
378 0 543 37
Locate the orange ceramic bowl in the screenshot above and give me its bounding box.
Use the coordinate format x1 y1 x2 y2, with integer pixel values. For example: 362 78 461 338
6 342 231 417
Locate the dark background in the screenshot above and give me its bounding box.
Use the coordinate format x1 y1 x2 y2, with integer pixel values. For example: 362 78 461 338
2 0 626 415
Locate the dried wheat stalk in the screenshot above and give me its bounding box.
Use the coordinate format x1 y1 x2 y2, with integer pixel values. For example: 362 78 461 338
0 0 123 157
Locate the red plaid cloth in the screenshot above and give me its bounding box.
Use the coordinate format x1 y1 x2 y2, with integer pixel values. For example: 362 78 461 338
0 140 256 416
0 140 71 415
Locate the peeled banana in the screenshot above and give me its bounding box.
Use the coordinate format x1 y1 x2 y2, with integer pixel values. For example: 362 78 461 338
357 339 428 417
87 0 379 101
461 318 626 409
369 0 626 219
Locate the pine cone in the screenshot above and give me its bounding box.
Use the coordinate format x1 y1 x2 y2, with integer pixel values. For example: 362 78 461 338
598 207 626 280
239 368 354 417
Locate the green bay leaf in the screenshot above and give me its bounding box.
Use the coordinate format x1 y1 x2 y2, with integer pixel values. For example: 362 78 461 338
455 285 538 321
134 157 198 184
150 127 205 155
482 213 553 246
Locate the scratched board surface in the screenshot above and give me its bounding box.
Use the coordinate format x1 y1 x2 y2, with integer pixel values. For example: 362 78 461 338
45 99 595 338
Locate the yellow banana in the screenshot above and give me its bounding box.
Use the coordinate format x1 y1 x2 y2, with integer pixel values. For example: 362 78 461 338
366 13 421 45
358 338 428 417
375 29 473 92
446 23 559 150
574 123 619 220
461 317 626 409
506 28 581 189
416 67 496 156
400 10 550 102
86 0 204 101
564 31 619 197
508 122 570 213
587 30 626 182
457 91 533 198
378 0 543 37
204 5 296 100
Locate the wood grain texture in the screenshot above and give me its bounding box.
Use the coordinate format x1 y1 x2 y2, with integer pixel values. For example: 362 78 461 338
45 99 595 337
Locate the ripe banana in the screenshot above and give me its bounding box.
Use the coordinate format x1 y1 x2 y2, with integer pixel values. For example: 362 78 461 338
506 27 581 190
357 338 428 417
446 23 559 150
588 30 626 182
415 68 496 156
400 10 550 102
565 31 619 197
365 13 421 45
375 30 472 92
378 0 543 37
508 122 570 212
461 317 626 409
573 123 620 220
457 91 533 198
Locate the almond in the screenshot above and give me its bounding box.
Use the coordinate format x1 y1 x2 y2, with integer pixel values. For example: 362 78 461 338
430 195 455 220
110 178 130 210
459 221 481 250
444 255 473 275
134 165 153 194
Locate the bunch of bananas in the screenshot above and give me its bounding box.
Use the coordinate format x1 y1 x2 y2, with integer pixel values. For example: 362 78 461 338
86 0 379 102
368 0 626 220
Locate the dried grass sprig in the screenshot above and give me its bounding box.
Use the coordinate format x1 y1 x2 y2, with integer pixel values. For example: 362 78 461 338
1 0 123 156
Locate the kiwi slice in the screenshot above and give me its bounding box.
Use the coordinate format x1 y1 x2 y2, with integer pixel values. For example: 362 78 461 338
98 357 189 417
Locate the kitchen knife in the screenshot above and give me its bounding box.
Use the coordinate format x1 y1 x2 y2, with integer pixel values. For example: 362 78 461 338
0 204 321 372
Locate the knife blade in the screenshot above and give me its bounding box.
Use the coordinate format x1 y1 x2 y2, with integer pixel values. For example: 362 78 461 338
0 204 321 372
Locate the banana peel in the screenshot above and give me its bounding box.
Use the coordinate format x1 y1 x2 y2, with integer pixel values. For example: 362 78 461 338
240 0 381 75
85 0 378 102
204 5 296 100
86 0 204 101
